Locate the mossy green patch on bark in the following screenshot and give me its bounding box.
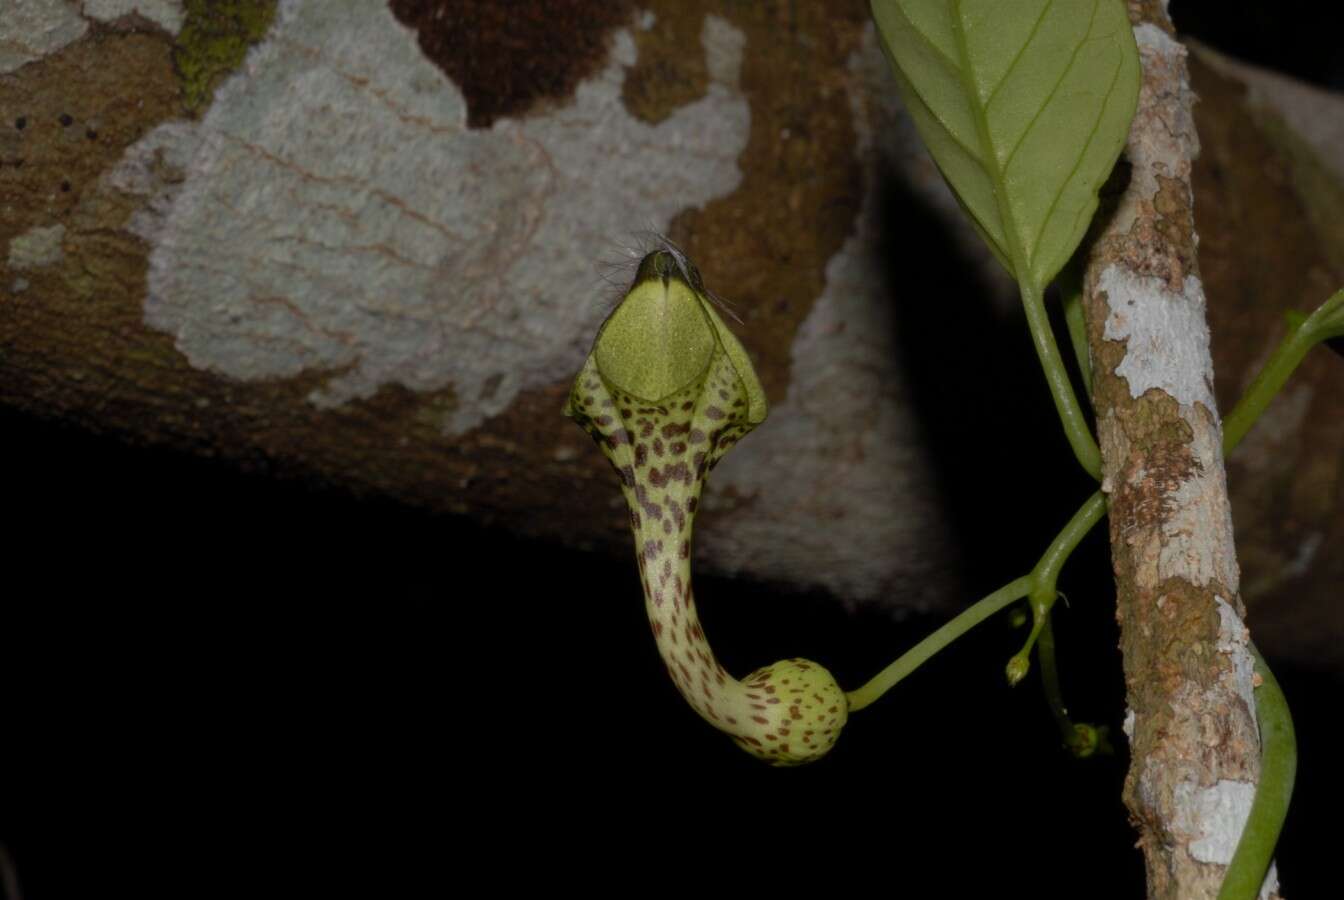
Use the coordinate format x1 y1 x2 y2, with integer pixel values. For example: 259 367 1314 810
174 0 278 115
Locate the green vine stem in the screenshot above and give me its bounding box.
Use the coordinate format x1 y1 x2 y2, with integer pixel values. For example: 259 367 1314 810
1035 613 1072 741
1020 281 1103 480
845 576 1031 713
846 490 1106 711
1217 645 1298 900
1058 260 1093 400
1005 489 1106 682
1209 289 1343 898
1036 612 1110 758
1223 288 1344 451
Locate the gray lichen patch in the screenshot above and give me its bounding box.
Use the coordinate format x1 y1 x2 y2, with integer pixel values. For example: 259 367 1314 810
84 1 185 33
116 0 750 434
1156 421 1240 592
7 224 66 269
0 2 88 74
1100 268 1217 410
1171 777 1256 865
0 1 184 75
1214 595 1257 717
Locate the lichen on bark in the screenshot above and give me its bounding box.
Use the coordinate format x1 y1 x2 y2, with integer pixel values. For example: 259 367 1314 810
1 1 1337 666
1080 3 1275 897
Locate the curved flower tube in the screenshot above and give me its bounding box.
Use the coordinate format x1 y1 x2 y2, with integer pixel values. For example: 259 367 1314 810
565 247 846 765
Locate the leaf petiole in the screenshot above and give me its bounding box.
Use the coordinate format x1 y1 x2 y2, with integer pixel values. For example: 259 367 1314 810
1020 280 1102 480
1059 259 1093 400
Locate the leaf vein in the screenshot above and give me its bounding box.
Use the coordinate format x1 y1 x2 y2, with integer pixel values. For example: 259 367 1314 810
886 16 986 166
903 91 988 171
984 0 1055 107
1031 50 1126 275
999 0 1102 174
889 0 963 80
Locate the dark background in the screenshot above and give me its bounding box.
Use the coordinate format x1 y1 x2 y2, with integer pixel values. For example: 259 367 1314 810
2 3 1341 897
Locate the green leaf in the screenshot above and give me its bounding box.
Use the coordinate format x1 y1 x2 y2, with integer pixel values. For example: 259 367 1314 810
871 0 1140 289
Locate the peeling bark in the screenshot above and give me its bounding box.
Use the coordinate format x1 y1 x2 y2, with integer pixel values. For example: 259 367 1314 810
1081 4 1274 897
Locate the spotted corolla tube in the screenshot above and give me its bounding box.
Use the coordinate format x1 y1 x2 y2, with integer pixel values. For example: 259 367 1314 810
565 248 847 765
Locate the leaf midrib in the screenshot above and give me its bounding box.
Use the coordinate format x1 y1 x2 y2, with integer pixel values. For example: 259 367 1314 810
883 2 983 164
950 0 1026 289
947 0 1103 291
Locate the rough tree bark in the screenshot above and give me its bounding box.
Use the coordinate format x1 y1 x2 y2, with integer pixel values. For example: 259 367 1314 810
1080 3 1275 896
2 2 1341 670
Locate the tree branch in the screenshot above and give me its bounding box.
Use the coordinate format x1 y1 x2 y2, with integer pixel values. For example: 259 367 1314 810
1079 3 1276 897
